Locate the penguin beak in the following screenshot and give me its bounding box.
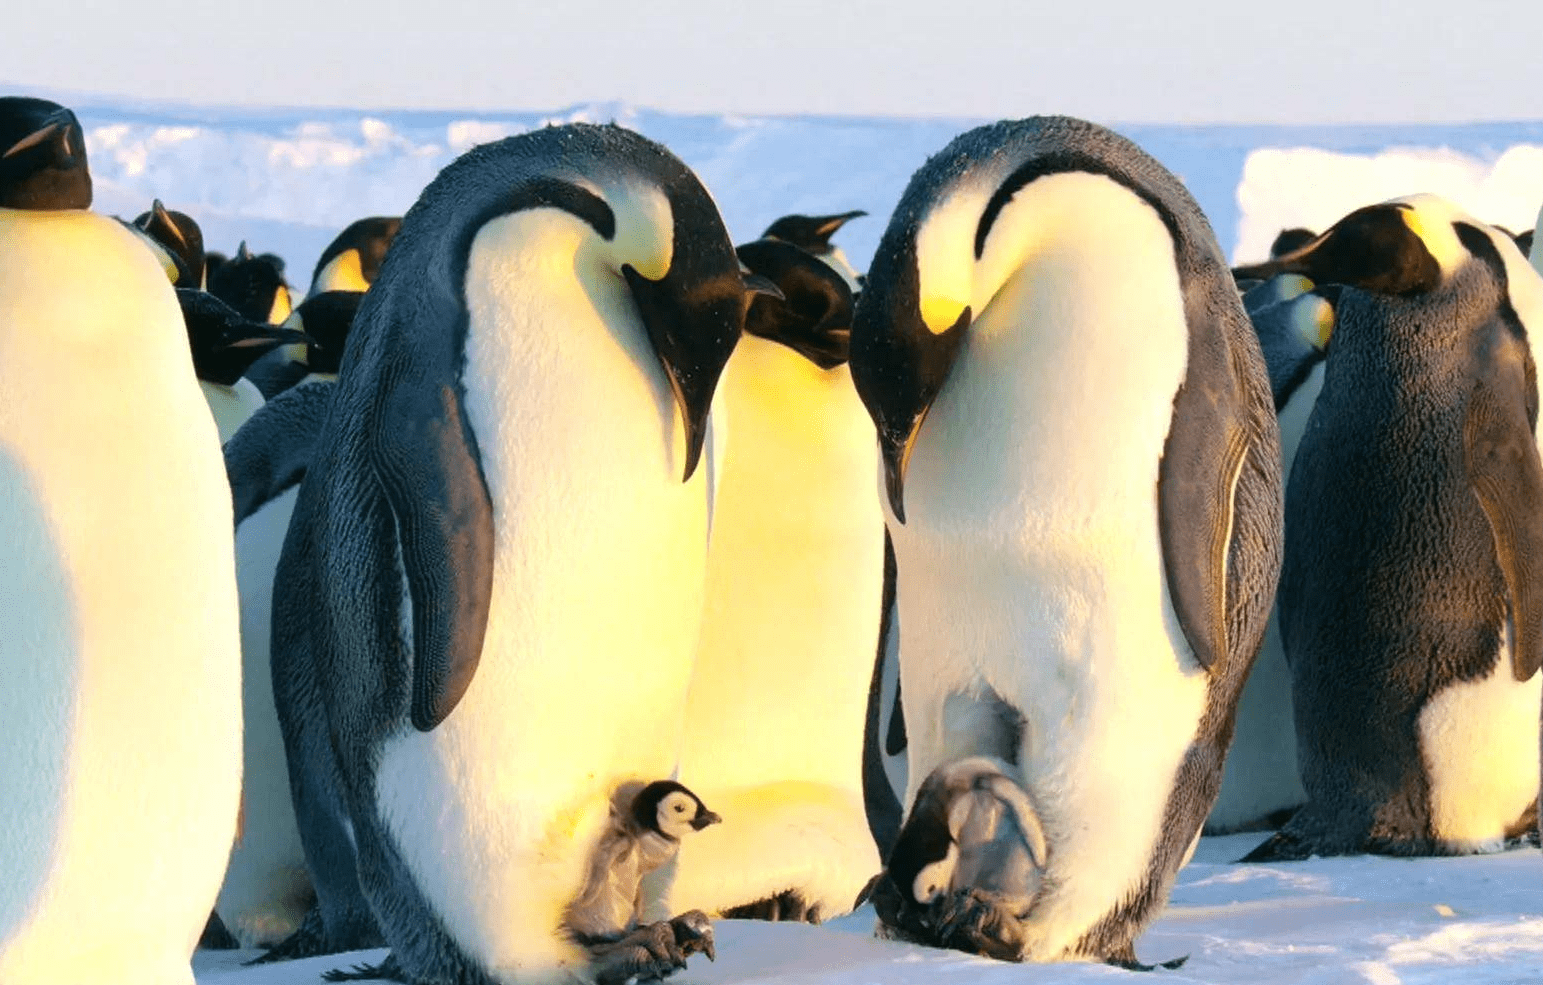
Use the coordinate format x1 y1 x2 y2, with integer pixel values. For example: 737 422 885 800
691 808 723 831
177 288 309 385
1 105 92 210
850 256 971 523
622 264 747 483
1231 202 1442 296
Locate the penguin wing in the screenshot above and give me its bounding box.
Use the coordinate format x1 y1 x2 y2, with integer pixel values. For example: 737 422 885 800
224 379 337 525
1159 276 1284 676
368 347 494 733
863 532 904 859
1463 321 1543 682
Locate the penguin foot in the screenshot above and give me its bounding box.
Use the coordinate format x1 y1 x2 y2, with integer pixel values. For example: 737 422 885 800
321 953 406 982
667 910 716 962
1238 829 1317 863
248 904 382 964
720 888 823 923
588 920 692 985
1106 945 1190 972
933 887 1029 962
198 910 240 950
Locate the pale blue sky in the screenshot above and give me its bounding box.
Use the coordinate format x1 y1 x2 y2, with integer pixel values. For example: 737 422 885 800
9 0 1543 122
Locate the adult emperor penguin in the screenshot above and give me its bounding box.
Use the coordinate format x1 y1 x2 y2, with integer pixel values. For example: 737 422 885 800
308 215 400 296
1206 278 1334 833
211 241 293 324
667 236 885 923
215 291 361 951
0 97 242 984
271 123 758 983
1236 196 1543 860
850 116 1283 965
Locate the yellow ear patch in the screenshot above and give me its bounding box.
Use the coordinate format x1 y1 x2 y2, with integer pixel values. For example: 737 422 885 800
1294 296 1334 350
1399 204 1464 273
1276 274 1314 301
921 294 968 336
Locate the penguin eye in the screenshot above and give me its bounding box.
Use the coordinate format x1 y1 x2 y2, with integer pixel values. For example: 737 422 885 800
675 804 687 813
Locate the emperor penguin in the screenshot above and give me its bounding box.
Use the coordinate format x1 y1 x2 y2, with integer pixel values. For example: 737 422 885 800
271 123 759 983
1206 278 1334 833
134 199 206 289
1234 196 1543 861
0 97 242 985
179 288 308 442
211 241 293 325
215 292 361 951
850 116 1283 965
666 235 886 923
308 215 400 296
762 210 867 291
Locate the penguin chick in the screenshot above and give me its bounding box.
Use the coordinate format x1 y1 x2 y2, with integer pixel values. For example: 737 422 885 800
565 781 721 944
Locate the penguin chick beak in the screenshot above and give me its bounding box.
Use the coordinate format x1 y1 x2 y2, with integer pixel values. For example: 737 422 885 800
622 264 745 483
690 808 722 831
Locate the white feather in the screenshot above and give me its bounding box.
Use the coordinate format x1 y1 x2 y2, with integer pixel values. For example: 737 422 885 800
0 210 241 985
201 377 266 443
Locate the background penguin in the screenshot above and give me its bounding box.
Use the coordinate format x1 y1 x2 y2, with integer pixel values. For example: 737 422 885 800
179 288 308 442
762 210 866 291
135 199 206 288
308 215 400 296
271 123 759 984
1206 278 1336 834
211 241 293 325
0 96 242 985
1238 196 1543 861
851 116 1283 966
1270 226 1317 258
215 292 361 952
666 235 885 924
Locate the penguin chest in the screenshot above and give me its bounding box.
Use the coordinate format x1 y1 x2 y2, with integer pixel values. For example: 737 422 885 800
201 377 266 443
685 335 885 788
1418 623 1542 850
0 212 241 977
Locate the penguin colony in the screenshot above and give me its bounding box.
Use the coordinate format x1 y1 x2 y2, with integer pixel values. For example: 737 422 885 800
4 92 1543 985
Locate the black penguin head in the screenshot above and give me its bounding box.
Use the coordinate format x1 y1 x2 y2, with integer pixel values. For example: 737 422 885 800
735 238 855 369
1269 226 1318 258
0 97 91 210
288 289 364 375
177 288 308 385
876 758 1047 956
209 241 293 323
1234 198 1449 295
310 215 401 294
761 210 867 256
134 200 206 288
631 780 721 841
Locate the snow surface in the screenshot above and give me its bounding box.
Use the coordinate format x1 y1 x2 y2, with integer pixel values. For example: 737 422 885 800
41 93 1543 983
195 835 1543 985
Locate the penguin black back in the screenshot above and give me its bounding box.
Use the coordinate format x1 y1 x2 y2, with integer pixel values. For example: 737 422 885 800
0 96 91 210
736 238 854 369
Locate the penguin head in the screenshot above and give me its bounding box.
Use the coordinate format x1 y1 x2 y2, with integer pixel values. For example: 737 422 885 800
1232 195 1476 296
1269 226 1318 258
0 97 90 211
876 757 1047 943
631 780 721 841
286 289 364 375
735 237 855 369
210 242 293 324
176 288 308 385
134 200 206 289
309 215 401 296
762 210 867 256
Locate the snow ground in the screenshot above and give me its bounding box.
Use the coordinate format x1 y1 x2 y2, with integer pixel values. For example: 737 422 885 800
195 835 1543 985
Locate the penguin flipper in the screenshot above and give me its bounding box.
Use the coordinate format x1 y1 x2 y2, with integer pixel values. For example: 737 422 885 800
862 532 905 858
223 379 336 524
371 377 494 733
1160 286 1283 676
1462 323 1543 682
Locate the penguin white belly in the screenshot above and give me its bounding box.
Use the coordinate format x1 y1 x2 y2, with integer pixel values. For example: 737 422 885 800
373 215 710 978
1208 362 1321 832
202 377 266 443
0 211 242 985
893 186 1208 960
1418 622 1542 850
671 334 885 916
217 485 311 947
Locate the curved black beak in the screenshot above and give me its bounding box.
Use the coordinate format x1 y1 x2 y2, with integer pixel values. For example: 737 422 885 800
177 288 308 384
691 808 723 831
851 253 971 524
1231 202 1441 297
623 264 747 482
